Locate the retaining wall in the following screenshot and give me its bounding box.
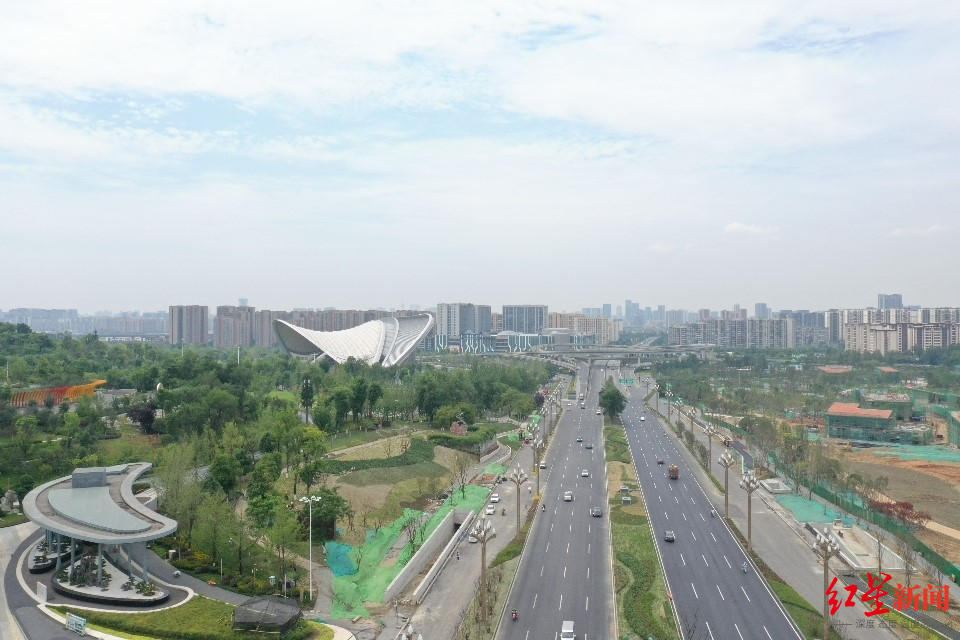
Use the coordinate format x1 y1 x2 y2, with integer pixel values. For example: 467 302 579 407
412 510 476 604
383 509 456 603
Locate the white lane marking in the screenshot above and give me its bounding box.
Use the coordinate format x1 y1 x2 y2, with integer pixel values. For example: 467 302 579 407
691 497 696 504
658 495 662 503
558 593 563 610
706 620 715 640
664 511 669 520
691 583 699 599
734 623 744 640
587 566 589 579
533 593 538 608
588 524 591 534
724 555 731 569
563 566 566 578
702 554 709 567
525 631 530 640
566 542 569 554
587 543 590 554
546 542 550 552
680 553 685 566
551 523 554 532
569 524 572 532
682 513 687 521
585 596 589 611
699 512 705 521
540 565 544 577
674 496 679 503
710 532 717 543
691 531 696 541
763 626 773 640
716 584 725 600
741 586 751 602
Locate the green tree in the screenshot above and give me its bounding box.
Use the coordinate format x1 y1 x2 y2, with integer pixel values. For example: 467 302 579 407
14 415 38 458
194 491 235 567
205 389 238 434
209 453 242 494
598 378 626 418
366 381 383 419
267 503 302 596
300 378 315 425
350 378 368 424
330 387 351 428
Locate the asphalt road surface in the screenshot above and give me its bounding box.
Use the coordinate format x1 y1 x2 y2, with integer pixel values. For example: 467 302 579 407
621 388 804 640
499 363 614 640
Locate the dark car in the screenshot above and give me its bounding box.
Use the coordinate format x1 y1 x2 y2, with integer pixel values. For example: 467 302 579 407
585 443 593 449
590 507 603 518
576 436 583 443
664 530 675 542
656 459 664 465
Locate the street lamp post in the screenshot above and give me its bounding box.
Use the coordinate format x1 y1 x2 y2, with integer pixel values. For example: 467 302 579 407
816 528 841 640
298 495 322 603
534 440 543 497
704 425 717 474
508 467 529 533
718 451 735 518
740 470 760 551
470 516 495 621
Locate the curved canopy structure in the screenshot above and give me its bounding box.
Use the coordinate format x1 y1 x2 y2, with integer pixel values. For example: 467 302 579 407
274 313 434 366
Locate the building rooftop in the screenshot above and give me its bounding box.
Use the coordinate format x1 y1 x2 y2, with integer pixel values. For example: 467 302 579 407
863 392 910 403
877 366 900 374
819 365 853 374
827 402 893 420
22 462 177 544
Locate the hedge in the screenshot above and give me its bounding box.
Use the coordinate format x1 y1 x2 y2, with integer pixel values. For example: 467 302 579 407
427 425 500 455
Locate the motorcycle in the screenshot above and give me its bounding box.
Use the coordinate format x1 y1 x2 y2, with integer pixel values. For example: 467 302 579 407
511 609 518 622
501 508 506 516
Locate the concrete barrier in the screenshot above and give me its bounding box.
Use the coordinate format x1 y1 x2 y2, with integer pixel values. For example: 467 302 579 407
383 510 457 603
412 510 476 604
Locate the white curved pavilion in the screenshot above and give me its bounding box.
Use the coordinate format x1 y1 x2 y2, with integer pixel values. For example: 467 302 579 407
274 313 434 366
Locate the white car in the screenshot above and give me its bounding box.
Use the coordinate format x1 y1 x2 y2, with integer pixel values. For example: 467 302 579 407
490 493 500 503
485 504 496 515
596 409 602 415
640 416 646 422
563 491 573 502
581 469 589 477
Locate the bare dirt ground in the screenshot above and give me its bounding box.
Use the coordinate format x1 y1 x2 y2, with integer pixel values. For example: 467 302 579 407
607 460 645 516
843 447 960 562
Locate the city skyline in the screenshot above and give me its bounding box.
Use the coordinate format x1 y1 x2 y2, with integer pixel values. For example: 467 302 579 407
2 3 958 311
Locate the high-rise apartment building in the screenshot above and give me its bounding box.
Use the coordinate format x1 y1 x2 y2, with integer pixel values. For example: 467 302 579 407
754 303 769 320
878 293 903 310
502 305 547 333
436 303 494 337
253 309 290 347
491 312 503 333
169 305 208 345
214 305 255 348
602 303 612 318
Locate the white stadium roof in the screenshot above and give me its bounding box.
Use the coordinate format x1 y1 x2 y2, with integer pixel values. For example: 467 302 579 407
274 313 434 366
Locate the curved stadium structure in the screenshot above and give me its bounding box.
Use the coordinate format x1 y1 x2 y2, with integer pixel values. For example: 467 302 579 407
274 313 434 366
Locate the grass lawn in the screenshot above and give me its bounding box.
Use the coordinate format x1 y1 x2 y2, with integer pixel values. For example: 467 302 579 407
325 425 418 452
603 425 631 464
53 597 327 640
97 418 161 462
0 512 28 528
610 506 678 639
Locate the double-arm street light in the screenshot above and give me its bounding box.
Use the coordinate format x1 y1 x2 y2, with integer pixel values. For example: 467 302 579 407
508 467 529 533
816 528 841 640
533 440 544 497
704 425 717 473
718 451 736 518
298 494 322 602
470 516 495 621
740 470 760 551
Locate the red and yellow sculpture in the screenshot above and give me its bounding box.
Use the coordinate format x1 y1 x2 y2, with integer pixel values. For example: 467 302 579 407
9 380 107 408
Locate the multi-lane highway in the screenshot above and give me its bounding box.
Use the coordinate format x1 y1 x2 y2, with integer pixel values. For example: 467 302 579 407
620 382 803 640
499 363 614 640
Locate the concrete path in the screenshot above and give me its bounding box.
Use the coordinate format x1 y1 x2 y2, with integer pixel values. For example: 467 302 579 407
0 521 34 640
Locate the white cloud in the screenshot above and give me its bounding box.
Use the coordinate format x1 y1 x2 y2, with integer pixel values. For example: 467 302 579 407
890 223 948 237
724 222 778 235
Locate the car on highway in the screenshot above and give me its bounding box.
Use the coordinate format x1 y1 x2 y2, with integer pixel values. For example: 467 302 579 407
590 506 603 517
664 530 675 542
485 504 496 515
656 459 664 465
640 416 645 421
563 491 573 501
581 469 589 477
576 436 583 442
595 408 601 415
585 442 593 449
490 493 500 503
539 461 547 469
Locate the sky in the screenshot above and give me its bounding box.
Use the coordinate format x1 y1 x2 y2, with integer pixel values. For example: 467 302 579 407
1 1 958 314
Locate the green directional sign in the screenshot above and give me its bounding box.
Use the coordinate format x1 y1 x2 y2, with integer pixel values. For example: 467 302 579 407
619 378 635 385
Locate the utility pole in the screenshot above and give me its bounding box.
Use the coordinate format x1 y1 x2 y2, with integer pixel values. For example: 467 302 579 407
740 470 760 550
718 451 735 518
816 528 840 640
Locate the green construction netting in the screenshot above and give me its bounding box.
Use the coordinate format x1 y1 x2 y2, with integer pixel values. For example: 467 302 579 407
776 494 855 526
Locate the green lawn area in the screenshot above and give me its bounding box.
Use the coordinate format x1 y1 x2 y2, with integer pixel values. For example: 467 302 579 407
325 425 416 452
53 597 329 640
0 512 28 528
610 506 678 640
339 460 449 487
604 425 631 464
96 418 161 463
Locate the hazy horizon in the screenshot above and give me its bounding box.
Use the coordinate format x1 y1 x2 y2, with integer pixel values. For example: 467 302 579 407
2 2 958 313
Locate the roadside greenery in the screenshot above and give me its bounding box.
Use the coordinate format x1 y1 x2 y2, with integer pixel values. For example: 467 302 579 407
599 377 627 418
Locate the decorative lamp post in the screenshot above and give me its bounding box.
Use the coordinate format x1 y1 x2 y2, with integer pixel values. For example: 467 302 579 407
534 440 543 497
740 470 760 551
816 527 841 640
470 516 495 620
704 425 717 473
508 466 529 532
298 494 322 602
718 451 735 518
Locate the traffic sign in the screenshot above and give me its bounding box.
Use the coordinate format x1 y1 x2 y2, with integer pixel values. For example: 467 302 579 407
65 613 87 635
619 378 635 385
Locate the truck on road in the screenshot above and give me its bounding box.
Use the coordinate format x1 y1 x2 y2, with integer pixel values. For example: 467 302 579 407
668 464 679 479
